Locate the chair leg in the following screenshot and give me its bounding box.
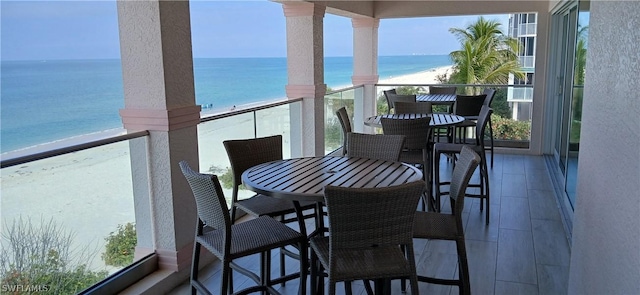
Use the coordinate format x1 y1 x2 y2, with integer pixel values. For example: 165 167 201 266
230 206 238 224
310 248 320 295
191 243 200 295
344 281 353 295
434 151 442 212
221 260 231 295
482 156 490 225
489 118 494 168
329 282 336 295
363 280 374 295
229 264 234 294
280 247 286 286
298 240 308 295
456 239 471 295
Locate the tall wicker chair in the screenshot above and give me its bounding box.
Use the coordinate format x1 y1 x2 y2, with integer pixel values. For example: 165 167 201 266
223 135 316 281
309 181 425 295
394 101 433 115
429 85 457 94
336 107 353 156
454 89 496 167
433 106 492 223
452 94 487 144
429 86 457 140
381 116 432 209
346 132 405 162
482 88 496 167
386 93 417 114
383 89 397 114
179 161 307 295
412 145 480 295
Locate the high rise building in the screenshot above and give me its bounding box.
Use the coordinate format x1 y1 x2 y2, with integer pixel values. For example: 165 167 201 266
508 13 537 121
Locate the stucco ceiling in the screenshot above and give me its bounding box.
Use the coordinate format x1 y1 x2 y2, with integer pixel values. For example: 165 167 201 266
274 1 551 19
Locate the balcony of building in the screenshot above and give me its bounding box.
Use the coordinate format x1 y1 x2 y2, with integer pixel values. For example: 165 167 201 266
1 0 638 294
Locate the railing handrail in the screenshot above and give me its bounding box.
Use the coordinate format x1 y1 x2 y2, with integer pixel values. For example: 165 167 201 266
1 98 304 169
200 97 302 123
376 83 534 88
325 84 364 95
1 130 150 168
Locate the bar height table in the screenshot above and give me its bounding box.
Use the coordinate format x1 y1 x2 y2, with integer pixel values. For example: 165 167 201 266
241 156 423 237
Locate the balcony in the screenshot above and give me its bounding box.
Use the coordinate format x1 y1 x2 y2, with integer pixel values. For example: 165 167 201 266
1 86 562 294
2 0 637 294
166 153 570 295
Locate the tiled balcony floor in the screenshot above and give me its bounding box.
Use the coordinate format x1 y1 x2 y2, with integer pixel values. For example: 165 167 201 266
168 153 571 294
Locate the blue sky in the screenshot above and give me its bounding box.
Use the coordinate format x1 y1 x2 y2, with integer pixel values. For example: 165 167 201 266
1 1 510 61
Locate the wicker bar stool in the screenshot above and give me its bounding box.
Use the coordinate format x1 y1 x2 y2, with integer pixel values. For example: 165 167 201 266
381 116 432 211
410 145 480 295
310 182 425 295
345 132 405 162
223 135 317 283
179 161 308 295
434 106 492 224
336 107 352 156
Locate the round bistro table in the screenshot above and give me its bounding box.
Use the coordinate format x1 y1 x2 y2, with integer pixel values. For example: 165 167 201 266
241 156 423 236
364 113 465 128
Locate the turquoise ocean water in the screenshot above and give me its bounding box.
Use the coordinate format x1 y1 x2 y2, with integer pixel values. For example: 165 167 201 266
0 55 451 153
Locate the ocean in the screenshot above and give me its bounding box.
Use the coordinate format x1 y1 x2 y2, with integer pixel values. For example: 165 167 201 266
0 55 451 153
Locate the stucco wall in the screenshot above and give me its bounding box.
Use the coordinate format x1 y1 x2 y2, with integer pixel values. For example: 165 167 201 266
568 1 640 294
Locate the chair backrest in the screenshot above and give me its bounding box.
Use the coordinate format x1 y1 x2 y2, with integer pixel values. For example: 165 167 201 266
454 94 487 117
394 101 433 114
179 161 230 232
429 85 457 94
383 89 397 114
323 181 425 251
336 107 352 155
380 116 431 151
387 93 416 114
346 132 405 162
449 146 481 220
223 135 283 199
482 88 496 107
475 106 493 146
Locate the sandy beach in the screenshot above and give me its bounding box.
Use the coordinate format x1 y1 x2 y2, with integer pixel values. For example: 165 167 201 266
378 65 453 85
0 65 452 272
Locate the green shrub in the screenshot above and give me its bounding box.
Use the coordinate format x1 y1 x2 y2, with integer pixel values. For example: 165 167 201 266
102 223 136 267
491 114 531 140
0 217 108 294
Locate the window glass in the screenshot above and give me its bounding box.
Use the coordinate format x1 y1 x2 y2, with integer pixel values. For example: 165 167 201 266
526 37 535 56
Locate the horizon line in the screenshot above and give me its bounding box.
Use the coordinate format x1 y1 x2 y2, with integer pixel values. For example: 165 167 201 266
1 54 451 63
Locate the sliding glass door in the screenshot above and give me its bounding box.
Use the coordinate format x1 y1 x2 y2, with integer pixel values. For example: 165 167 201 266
549 0 589 210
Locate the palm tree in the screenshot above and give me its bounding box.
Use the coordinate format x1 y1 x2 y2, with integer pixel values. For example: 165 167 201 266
574 25 588 86
448 17 525 94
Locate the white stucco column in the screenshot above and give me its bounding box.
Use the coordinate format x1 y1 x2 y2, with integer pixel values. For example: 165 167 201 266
283 2 326 157
529 9 549 155
117 0 199 272
568 1 640 294
352 17 380 134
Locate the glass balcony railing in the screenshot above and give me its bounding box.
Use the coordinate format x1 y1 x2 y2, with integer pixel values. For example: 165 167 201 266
197 99 301 206
518 56 535 68
324 86 363 155
0 98 302 293
0 131 152 294
519 23 537 35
